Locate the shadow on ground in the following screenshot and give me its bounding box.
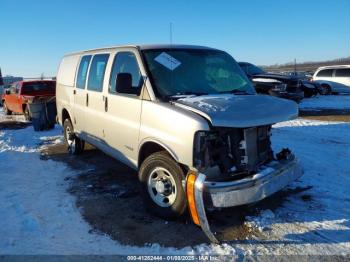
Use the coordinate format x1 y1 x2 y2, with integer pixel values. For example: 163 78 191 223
0 121 30 130
41 143 311 247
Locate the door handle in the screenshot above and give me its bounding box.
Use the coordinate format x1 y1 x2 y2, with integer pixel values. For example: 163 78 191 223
73 89 76 95
86 93 89 107
104 96 108 112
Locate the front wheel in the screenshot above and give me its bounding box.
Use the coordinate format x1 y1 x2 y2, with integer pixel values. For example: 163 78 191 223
3 102 12 115
63 119 85 155
139 151 187 219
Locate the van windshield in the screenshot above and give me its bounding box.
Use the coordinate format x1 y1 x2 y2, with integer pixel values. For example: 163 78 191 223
22 81 56 95
142 49 256 98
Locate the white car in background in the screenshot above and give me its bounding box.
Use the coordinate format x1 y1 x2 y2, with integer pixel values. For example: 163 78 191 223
312 65 350 94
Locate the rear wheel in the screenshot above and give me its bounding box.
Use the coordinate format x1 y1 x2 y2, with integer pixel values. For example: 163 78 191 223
63 119 84 155
3 102 12 115
319 84 332 95
23 105 31 121
139 151 187 219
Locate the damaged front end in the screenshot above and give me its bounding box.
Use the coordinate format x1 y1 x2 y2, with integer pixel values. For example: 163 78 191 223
186 125 303 243
193 126 274 178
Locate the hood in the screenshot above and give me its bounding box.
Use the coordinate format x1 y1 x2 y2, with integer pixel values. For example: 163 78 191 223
252 73 298 82
173 94 298 128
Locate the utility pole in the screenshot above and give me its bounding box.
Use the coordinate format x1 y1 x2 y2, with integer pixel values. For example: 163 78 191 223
294 58 297 73
0 67 4 86
170 22 173 45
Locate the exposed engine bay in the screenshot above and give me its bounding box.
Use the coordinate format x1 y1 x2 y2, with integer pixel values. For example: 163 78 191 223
193 125 284 180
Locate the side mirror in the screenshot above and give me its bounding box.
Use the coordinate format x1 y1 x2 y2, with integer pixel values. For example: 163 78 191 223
116 73 142 95
5 89 10 95
116 73 133 94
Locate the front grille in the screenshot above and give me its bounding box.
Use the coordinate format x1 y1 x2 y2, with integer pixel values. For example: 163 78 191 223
286 80 301 92
194 126 273 176
239 126 273 172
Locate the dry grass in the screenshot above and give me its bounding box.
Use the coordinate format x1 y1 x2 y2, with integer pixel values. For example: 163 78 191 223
300 115 350 122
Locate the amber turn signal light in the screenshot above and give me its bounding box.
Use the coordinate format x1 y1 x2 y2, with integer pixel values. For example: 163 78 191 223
186 171 200 226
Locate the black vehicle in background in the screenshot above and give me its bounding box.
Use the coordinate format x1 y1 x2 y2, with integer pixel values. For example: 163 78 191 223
238 62 318 102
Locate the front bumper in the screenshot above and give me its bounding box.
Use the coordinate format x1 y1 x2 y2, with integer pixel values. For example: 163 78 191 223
205 157 302 208
187 157 303 243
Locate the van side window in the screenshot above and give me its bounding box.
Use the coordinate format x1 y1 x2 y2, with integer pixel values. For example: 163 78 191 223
335 68 350 77
109 52 142 94
316 69 333 77
76 55 92 89
87 54 109 92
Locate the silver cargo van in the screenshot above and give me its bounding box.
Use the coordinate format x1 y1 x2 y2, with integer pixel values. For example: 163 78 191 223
56 45 302 242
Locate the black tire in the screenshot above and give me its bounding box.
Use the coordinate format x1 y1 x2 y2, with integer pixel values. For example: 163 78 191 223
319 84 331 95
303 89 314 98
23 105 31 121
63 118 84 155
3 102 12 115
139 151 187 220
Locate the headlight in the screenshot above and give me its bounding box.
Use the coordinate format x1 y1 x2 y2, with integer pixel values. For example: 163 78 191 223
193 131 213 168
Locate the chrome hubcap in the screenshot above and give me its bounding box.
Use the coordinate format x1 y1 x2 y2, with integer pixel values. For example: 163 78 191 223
147 167 177 207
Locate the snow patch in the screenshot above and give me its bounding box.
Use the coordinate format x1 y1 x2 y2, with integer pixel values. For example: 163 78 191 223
245 210 276 232
1 110 350 255
300 95 350 110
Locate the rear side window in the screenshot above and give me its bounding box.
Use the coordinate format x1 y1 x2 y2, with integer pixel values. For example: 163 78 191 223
109 52 142 94
76 55 92 89
87 54 109 92
335 68 350 77
316 69 333 77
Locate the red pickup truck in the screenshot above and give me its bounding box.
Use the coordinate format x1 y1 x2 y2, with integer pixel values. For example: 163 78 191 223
2 80 56 120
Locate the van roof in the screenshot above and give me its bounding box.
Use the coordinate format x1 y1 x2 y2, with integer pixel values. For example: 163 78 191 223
64 44 218 57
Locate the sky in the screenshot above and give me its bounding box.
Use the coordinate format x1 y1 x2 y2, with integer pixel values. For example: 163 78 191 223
0 0 349 77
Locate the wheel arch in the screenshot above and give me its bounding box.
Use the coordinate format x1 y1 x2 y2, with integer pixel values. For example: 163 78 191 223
61 108 71 124
316 80 332 89
320 82 332 88
320 82 333 94
138 140 179 168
